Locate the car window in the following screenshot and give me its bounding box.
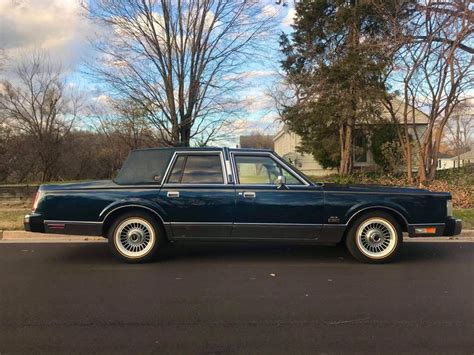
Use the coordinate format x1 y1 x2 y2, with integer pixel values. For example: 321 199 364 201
234 155 303 185
167 155 186 183
167 154 224 184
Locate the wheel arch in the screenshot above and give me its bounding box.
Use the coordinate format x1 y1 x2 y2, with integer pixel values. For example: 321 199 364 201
101 204 168 238
345 206 408 234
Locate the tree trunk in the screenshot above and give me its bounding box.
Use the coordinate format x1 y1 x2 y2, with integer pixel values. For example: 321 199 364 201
180 124 191 147
339 121 353 175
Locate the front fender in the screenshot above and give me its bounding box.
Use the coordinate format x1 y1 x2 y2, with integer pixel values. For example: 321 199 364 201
344 202 410 227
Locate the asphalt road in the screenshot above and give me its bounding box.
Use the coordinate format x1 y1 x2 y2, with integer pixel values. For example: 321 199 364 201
0 241 473 354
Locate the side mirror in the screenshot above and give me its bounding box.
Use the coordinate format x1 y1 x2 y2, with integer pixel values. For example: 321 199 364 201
275 175 286 187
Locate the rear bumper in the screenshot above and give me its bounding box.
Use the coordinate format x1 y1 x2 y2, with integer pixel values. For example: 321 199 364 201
24 214 103 236
408 217 462 237
24 214 45 233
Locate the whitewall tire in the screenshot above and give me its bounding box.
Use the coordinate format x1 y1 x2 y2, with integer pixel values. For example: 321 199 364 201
107 211 164 263
346 212 402 263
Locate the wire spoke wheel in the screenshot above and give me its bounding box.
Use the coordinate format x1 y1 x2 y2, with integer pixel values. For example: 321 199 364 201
114 217 155 259
355 218 398 259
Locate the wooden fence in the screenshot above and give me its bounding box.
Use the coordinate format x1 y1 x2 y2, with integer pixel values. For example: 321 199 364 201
0 185 39 202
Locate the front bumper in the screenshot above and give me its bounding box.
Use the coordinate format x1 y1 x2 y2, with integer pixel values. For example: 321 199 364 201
24 214 45 233
443 217 462 236
408 217 462 237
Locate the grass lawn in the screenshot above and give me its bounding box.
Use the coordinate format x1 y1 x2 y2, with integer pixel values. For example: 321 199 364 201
0 209 29 230
454 209 474 229
0 201 31 231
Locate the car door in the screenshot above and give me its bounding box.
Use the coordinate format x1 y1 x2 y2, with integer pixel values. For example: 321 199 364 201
231 152 324 240
159 151 235 238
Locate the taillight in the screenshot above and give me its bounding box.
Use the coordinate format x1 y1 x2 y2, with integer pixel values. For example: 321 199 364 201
32 191 42 212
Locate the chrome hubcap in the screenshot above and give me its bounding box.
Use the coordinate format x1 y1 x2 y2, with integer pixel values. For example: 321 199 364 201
356 218 397 259
114 218 155 258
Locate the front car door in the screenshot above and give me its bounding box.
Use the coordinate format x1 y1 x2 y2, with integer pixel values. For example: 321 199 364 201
159 150 234 239
231 151 324 241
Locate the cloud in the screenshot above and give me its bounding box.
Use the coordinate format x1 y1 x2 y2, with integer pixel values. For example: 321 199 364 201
240 70 277 80
261 4 281 18
0 0 93 66
225 70 277 81
281 7 296 27
240 90 275 113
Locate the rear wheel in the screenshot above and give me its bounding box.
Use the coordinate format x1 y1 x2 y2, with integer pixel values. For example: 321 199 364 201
107 211 165 263
345 212 402 263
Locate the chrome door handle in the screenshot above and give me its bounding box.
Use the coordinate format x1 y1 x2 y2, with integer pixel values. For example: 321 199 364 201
167 191 180 198
243 191 256 199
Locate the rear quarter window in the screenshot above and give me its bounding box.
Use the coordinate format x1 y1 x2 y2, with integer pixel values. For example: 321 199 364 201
114 149 174 185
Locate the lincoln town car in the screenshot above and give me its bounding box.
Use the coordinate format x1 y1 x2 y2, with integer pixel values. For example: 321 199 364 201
24 147 462 263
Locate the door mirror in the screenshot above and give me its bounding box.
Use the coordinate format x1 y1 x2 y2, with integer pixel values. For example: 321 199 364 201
275 175 286 187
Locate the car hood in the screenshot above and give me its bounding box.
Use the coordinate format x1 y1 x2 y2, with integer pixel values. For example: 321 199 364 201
322 183 449 196
39 180 119 191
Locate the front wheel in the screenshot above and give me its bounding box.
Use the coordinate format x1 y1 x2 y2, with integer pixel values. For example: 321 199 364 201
107 211 164 263
345 212 402 264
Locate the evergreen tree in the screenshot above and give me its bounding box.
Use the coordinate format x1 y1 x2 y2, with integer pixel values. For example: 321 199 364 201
280 0 410 174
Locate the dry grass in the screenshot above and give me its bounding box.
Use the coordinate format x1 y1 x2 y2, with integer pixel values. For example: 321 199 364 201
0 200 31 231
310 166 474 209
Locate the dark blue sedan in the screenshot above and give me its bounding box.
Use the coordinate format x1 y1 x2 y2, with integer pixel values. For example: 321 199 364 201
25 147 462 263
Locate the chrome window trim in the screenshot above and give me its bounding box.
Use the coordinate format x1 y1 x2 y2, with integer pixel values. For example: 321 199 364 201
162 151 228 186
230 151 310 186
225 159 233 183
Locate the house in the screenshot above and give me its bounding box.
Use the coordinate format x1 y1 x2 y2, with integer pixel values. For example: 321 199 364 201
438 147 474 170
273 100 429 176
437 153 456 170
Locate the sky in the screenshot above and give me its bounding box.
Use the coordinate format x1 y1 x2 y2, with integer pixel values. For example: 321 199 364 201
0 0 297 144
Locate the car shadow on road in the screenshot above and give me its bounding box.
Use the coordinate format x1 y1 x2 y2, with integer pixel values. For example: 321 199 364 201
51 242 355 265
50 241 473 266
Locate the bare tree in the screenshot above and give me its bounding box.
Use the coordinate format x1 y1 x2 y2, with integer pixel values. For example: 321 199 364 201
95 98 165 152
445 101 473 161
382 0 473 183
0 51 81 182
85 0 277 147
240 131 274 149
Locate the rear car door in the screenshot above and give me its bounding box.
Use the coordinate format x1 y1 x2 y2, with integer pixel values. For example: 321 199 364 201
159 151 235 238
231 152 324 240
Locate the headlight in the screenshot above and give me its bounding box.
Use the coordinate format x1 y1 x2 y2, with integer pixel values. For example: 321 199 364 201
446 200 453 217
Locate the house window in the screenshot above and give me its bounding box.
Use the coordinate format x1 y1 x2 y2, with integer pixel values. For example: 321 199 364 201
354 130 368 163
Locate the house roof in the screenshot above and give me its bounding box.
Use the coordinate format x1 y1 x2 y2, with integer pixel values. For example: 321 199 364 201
273 127 289 142
381 98 430 124
273 99 429 143
438 152 455 159
456 148 474 160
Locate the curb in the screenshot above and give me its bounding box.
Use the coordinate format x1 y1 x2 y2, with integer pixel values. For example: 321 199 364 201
0 230 106 243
